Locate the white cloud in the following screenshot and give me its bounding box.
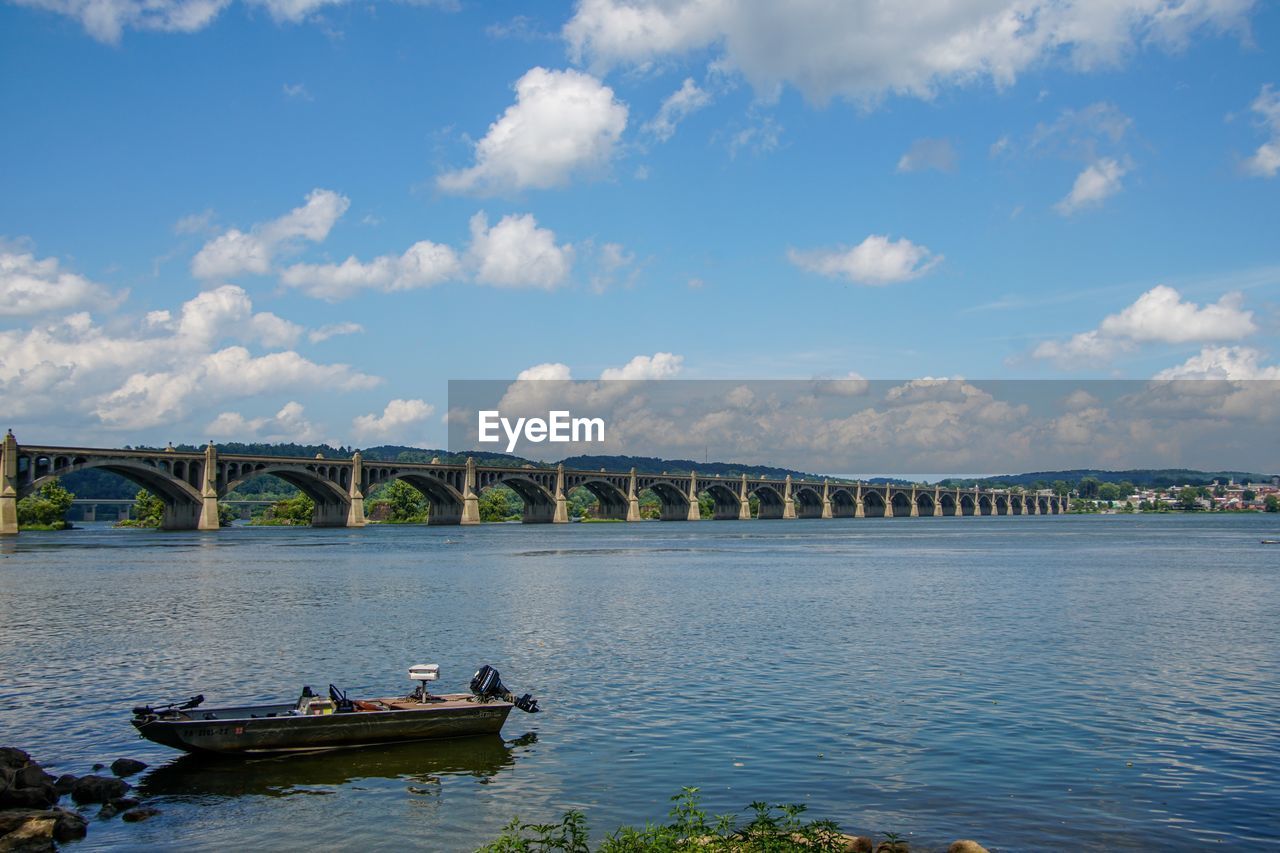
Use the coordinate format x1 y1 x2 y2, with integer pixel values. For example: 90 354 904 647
1098 285 1255 343
280 240 461 300
12 0 230 44
1243 83 1280 178
787 234 942 285
517 362 573 380
1033 285 1258 367
173 209 216 235
15 0 455 43
1154 346 1280 380
282 82 313 101
207 400 322 442
600 351 683 380
588 241 636 293
0 262 378 430
564 0 1254 105
94 346 377 429
192 188 349 279
896 138 956 173
1055 157 1128 214
467 212 573 289
644 77 712 141
0 249 117 316
352 398 435 443
438 67 628 194
308 321 364 343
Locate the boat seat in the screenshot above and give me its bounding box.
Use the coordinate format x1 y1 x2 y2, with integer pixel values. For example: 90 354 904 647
353 700 388 712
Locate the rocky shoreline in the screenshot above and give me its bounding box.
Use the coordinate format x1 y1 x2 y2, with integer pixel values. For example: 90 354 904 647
0 747 156 851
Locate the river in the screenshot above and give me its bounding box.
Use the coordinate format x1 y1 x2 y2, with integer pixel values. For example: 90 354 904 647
2 514 1277 850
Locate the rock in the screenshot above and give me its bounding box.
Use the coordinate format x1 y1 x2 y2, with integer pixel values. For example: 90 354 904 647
0 748 31 771
0 813 55 853
49 810 87 844
0 785 57 810
52 775 77 797
120 806 160 823
91 764 104 772
99 797 140 819
12 767 53 791
109 759 147 778
844 837 875 853
948 842 989 853
69 775 130 805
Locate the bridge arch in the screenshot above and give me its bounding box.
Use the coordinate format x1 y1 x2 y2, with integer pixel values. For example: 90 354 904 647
574 478 630 520
829 487 858 518
484 474 558 523
978 494 994 516
994 494 1010 516
222 464 351 527
939 492 958 516
378 473 465 525
697 481 743 520
24 458 205 530
792 486 824 519
915 490 936 515
749 484 785 519
639 481 691 521
862 489 887 518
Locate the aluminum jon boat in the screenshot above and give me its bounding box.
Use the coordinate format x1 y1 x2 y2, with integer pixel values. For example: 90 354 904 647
131 664 539 755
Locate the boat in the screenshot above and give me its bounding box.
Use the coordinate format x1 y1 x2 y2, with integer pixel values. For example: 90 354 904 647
130 664 539 755
1262 539 1280 545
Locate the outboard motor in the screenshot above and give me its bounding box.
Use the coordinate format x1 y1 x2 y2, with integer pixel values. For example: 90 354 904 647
470 665 540 713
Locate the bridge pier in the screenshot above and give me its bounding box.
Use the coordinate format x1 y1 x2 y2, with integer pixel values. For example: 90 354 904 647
686 472 701 521
1 431 17 536
933 487 943 516
626 468 642 521
346 451 366 527
782 475 796 519
821 480 833 519
739 475 751 519
910 487 920 517
554 464 569 523
197 442 220 531
461 457 480 524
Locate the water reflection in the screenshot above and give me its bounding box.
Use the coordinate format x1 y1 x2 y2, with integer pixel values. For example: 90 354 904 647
139 733 536 800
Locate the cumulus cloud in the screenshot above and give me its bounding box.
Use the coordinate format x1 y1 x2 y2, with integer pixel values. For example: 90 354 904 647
280 240 461 300
14 0 455 43
564 0 1255 105
0 248 118 316
1055 157 1128 214
600 351 683 380
896 138 956 173
516 362 573 381
192 188 349 279
207 400 323 442
1153 346 1280 380
0 264 378 431
644 77 712 141
1243 83 1280 178
466 212 573 289
1033 285 1258 367
787 235 941 285
308 321 364 343
352 398 435 443
438 67 628 194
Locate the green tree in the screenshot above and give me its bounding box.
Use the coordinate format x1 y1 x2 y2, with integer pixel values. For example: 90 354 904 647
134 489 164 525
1242 489 1257 502
1077 477 1101 499
1178 486 1201 511
479 486 520 522
379 479 429 522
260 494 315 525
17 478 75 529
218 503 238 527
1265 494 1279 513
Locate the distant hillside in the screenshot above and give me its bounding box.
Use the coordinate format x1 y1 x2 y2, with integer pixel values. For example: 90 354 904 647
939 469 1276 489
557 454 825 481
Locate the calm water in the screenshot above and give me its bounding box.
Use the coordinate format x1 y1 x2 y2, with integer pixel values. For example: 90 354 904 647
2 515 1278 851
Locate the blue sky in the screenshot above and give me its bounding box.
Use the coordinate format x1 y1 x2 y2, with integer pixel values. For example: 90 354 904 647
1 0 1278 452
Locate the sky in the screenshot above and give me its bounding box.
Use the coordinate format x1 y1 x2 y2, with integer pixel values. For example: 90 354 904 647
1 0 1278 460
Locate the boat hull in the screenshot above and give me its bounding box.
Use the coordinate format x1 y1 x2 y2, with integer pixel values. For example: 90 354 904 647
133 698 514 754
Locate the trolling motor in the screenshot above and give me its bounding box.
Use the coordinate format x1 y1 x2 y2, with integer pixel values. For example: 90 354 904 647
470 665 539 713
132 694 204 719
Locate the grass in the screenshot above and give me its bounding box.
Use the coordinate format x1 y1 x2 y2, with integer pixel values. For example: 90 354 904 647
477 787 876 852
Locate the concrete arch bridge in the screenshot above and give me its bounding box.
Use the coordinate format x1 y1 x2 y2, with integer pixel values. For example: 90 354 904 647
1 432 1066 534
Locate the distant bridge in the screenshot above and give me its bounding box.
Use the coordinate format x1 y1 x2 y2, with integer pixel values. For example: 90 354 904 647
0 431 1067 534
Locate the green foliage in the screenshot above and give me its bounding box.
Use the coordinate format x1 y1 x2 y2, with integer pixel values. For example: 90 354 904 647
254 494 315 525
1242 489 1256 502
17 478 75 529
477 788 855 852
117 488 165 527
1266 494 1279 513
1178 486 1201 511
370 479 429 523
218 503 238 527
479 486 522 522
